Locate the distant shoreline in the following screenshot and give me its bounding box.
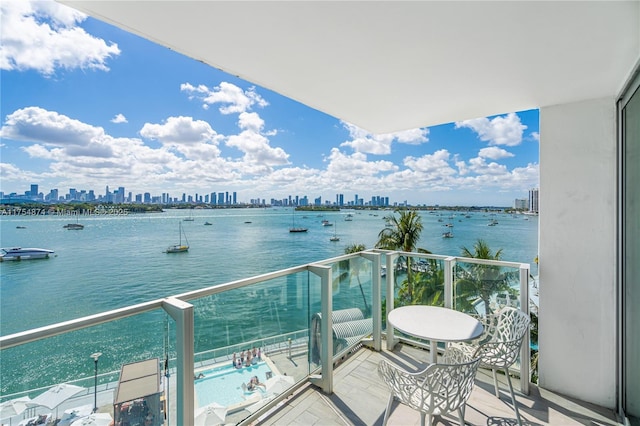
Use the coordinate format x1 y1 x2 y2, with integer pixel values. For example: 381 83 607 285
0 201 528 216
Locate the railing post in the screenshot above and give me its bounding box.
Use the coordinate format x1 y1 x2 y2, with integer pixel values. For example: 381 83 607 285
519 264 531 395
308 265 333 394
162 297 195 426
362 252 381 351
386 252 399 350
444 257 456 309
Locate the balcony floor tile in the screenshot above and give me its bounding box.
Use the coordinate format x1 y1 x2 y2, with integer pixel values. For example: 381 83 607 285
254 343 619 426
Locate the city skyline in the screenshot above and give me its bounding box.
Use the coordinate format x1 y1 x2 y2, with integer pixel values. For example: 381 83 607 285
1 182 538 209
0 1 540 207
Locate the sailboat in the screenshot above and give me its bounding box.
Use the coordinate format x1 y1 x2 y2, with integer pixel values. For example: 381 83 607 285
63 213 84 230
183 210 194 221
330 223 340 241
166 222 189 253
289 209 308 233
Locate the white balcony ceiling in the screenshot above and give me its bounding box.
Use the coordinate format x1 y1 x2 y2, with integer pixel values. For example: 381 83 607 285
60 1 638 134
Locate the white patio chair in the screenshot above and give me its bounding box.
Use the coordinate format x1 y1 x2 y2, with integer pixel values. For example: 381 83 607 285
377 348 481 426
447 306 530 426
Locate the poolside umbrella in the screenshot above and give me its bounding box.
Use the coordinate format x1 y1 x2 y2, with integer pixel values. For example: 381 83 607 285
30 384 85 411
70 412 112 426
0 396 31 425
265 375 295 396
195 402 227 426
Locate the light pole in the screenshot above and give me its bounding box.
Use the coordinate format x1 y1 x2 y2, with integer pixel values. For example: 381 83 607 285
90 352 102 413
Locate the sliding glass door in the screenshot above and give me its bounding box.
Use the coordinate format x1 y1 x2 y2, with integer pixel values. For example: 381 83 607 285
620 72 640 425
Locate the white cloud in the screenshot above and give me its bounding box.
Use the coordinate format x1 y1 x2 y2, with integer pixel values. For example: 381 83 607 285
455 112 526 146
0 0 120 75
111 114 127 124
478 146 514 160
467 157 509 176
404 149 452 173
531 131 540 141
140 116 221 146
226 130 289 168
238 112 264 133
0 106 104 145
180 82 268 114
340 122 428 155
0 161 40 182
326 148 397 175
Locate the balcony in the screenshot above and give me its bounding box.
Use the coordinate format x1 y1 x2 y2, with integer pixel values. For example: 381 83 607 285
259 344 618 425
0 249 618 425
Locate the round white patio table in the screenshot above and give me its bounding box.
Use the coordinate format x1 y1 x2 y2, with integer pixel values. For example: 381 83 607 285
387 305 484 364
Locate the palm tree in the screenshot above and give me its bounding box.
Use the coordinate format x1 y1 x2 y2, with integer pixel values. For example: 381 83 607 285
375 209 425 300
455 239 515 314
334 243 370 314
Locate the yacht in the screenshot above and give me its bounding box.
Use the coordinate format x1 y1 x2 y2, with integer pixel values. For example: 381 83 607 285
63 223 84 230
0 247 54 261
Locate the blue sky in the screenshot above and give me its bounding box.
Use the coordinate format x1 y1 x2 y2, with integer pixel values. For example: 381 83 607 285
0 1 539 206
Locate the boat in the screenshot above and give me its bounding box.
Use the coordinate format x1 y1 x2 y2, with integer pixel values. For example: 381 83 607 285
184 211 194 221
0 247 54 261
16 226 26 229
330 223 340 241
289 210 308 233
442 231 454 238
166 222 189 253
63 215 84 230
204 222 213 225
322 220 333 226
289 228 308 233
488 219 498 226
344 214 353 221
63 223 84 230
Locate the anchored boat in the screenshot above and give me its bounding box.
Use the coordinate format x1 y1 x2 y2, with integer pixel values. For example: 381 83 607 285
0 247 54 261
166 222 189 253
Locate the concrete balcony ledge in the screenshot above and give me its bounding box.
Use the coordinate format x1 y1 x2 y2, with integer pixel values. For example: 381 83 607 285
253 343 619 426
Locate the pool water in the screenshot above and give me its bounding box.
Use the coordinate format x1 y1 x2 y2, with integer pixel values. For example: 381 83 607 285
195 361 272 407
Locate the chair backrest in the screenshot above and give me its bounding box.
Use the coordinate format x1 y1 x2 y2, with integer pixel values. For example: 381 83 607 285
480 307 531 369
378 354 481 416
493 307 530 342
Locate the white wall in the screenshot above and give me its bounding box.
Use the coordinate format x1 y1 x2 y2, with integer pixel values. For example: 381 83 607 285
538 97 616 407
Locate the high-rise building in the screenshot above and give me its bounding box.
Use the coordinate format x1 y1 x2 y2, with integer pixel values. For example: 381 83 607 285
233 192 237 205
529 188 539 213
514 198 528 210
118 187 125 203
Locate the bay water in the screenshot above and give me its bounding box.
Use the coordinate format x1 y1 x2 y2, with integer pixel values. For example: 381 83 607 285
0 208 538 396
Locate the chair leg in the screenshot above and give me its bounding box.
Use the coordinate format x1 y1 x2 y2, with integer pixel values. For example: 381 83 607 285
420 413 433 426
504 369 523 426
458 407 465 425
492 368 500 398
383 394 393 426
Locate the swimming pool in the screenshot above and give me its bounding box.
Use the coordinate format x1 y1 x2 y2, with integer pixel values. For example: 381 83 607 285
194 361 272 408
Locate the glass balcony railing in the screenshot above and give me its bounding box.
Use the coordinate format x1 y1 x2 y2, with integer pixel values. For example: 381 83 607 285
0 250 529 426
